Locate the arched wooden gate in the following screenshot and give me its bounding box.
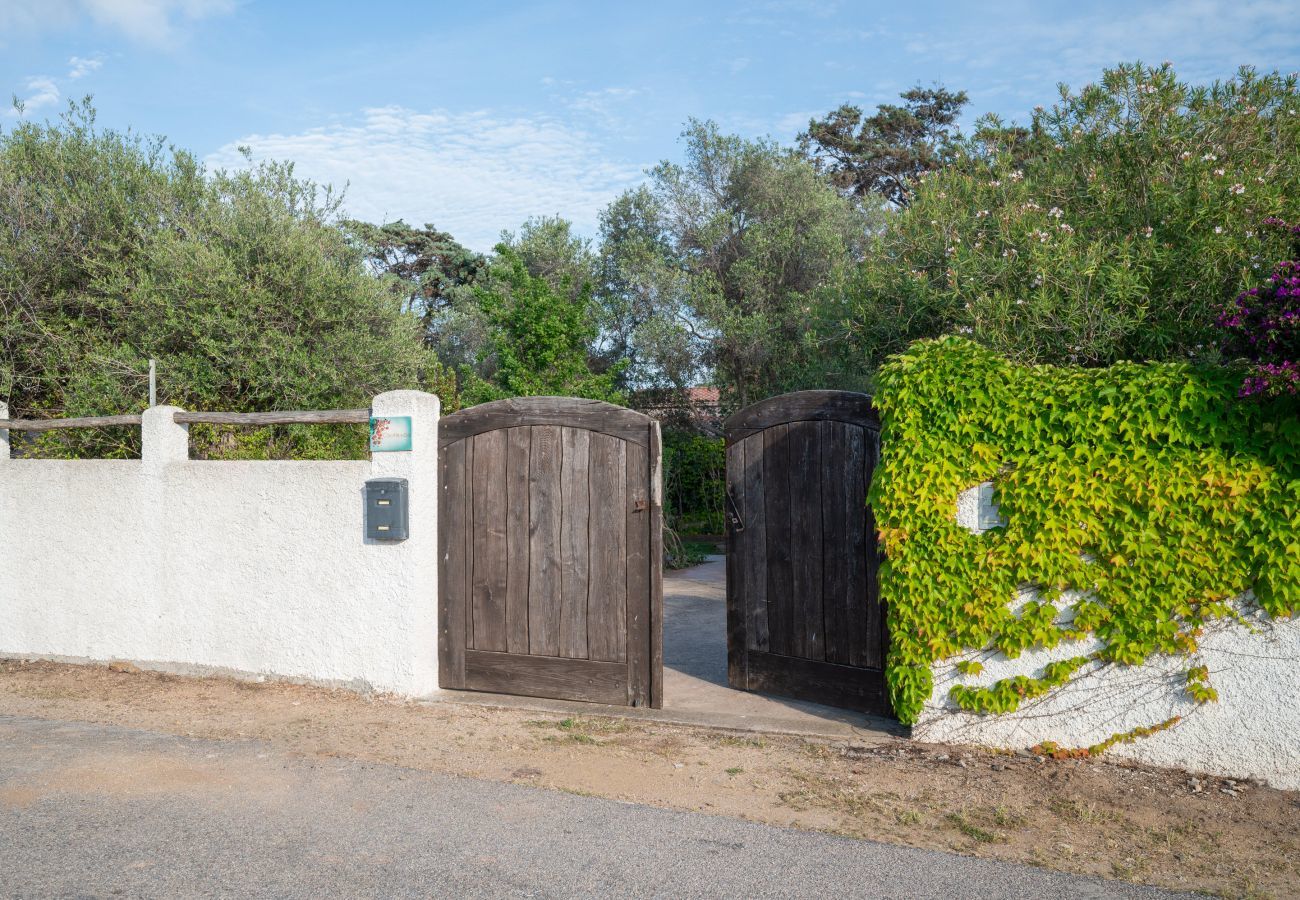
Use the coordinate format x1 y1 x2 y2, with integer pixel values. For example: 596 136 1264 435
438 397 663 708
724 390 890 716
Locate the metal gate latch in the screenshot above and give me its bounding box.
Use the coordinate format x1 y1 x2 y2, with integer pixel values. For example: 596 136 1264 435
726 488 745 532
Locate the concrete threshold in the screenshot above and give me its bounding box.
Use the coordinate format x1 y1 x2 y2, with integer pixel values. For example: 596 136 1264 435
421 688 906 743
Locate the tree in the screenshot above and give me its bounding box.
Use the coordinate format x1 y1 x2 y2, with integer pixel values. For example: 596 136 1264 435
800 86 968 208
600 120 878 408
842 64 1300 368
595 186 702 391
499 215 597 303
0 101 447 457
342 218 485 386
498 215 649 388
342 219 485 335
458 245 624 405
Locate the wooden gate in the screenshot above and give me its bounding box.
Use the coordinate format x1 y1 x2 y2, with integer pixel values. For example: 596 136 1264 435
438 397 663 708
724 391 890 716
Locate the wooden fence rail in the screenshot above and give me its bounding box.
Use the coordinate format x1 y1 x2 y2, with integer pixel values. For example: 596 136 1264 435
0 409 370 431
0 414 144 432
174 410 369 426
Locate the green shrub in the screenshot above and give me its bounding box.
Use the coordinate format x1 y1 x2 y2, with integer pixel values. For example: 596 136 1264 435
840 64 1300 370
661 431 725 535
458 245 624 407
871 336 1300 724
0 101 447 459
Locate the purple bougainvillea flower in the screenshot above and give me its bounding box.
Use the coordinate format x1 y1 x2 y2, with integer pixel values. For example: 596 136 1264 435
1217 219 1300 398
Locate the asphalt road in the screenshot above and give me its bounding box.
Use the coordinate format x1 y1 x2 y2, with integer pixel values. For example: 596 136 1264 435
0 716 1192 899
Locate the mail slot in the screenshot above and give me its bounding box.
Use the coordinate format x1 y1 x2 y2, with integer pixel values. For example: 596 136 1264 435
365 478 409 541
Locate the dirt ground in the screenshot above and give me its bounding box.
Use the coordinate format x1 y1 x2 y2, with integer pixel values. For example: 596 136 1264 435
1 661 1296 899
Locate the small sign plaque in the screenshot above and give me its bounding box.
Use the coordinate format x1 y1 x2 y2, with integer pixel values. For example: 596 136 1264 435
369 416 412 452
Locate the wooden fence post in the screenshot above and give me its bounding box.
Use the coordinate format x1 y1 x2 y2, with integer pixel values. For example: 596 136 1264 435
0 401 8 462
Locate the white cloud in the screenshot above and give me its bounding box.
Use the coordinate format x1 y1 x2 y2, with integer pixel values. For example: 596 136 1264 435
6 55 106 118
567 86 641 116
67 55 104 79
13 77 61 115
900 0 1300 112
206 106 647 252
6 54 106 117
0 0 236 46
763 0 839 16
774 109 817 136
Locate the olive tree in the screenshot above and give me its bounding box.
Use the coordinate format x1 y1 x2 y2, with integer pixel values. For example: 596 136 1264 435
0 102 447 457
599 120 880 407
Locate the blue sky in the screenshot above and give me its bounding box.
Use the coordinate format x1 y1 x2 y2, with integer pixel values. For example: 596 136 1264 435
2 0 1298 250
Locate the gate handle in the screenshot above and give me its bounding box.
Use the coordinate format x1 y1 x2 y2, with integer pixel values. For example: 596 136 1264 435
726 488 745 533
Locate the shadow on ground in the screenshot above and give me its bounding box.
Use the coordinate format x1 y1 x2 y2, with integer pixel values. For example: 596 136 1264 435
662 555 902 739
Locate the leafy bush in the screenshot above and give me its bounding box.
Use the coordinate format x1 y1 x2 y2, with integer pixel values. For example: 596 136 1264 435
839 64 1300 369
458 245 624 406
600 121 878 406
0 102 447 458
871 337 1300 724
663 531 715 570
661 431 725 535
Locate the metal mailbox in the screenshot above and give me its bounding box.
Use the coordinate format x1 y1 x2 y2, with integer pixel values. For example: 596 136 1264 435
365 478 409 541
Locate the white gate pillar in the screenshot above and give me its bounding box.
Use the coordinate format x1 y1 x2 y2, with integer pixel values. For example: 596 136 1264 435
369 390 441 695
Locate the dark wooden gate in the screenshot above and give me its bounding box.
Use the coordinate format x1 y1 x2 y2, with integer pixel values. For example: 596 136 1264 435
724 391 890 716
438 397 663 708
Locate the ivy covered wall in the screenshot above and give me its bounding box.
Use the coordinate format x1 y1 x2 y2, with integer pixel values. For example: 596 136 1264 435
870 337 1300 728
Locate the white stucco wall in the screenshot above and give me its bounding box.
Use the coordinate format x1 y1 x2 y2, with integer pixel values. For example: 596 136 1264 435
0 392 440 697
917 484 1300 790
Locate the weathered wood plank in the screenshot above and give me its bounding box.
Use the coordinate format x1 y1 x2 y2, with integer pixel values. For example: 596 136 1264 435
463 650 628 706
763 424 793 658
745 650 891 716
440 397 651 447
724 391 877 443
173 409 368 426
788 420 824 661
1 414 143 431
559 428 591 659
648 420 664 710
864 426 886 669
5 408 371 431
841 424 871 668
504 427 532 655
471 429 508 652
624 438 651 707
818 422 863 666
724 440 747 688
438 438 467 689
528 425 563 657
463 436 476 651
587 433 627 663
740 432 769 653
